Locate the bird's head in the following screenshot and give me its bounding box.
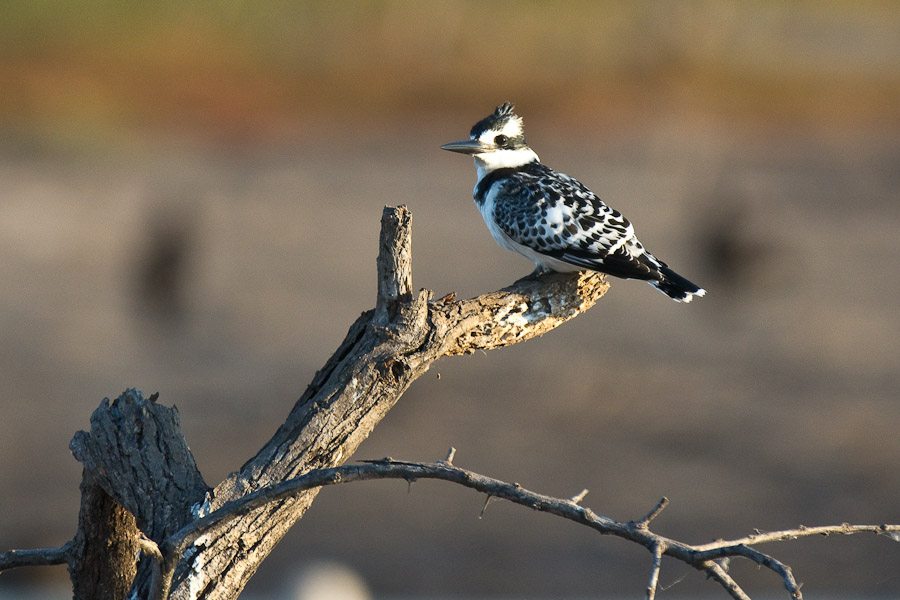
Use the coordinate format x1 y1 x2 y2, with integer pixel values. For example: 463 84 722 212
441 102 539 175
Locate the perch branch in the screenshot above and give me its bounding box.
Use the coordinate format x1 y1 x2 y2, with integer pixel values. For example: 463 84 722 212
159 205 608 599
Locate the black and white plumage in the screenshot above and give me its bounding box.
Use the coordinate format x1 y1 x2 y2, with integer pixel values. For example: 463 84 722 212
441 102 706 303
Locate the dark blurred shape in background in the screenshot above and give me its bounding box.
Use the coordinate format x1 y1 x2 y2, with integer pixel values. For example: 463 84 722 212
134 198 198 323
1 2 899 599
699 185 784 296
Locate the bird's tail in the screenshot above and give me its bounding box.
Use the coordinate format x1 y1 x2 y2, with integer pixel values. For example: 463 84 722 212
650 266 707 303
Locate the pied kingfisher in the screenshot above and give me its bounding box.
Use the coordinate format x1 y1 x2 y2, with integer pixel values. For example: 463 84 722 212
441 102 706 303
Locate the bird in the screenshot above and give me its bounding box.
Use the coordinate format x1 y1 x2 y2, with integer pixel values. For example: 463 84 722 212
441 102 706 303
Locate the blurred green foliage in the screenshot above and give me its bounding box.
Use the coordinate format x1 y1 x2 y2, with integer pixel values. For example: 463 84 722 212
2 0 899 141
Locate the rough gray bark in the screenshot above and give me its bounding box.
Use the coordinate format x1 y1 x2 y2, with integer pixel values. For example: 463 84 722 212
165 205 608 599
68 390 209 598
64 204 608 599
69 392 209 542
69 476 140 600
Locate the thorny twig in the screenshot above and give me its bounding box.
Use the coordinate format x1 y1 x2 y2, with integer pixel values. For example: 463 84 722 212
117 455 898 600
3 453 898 599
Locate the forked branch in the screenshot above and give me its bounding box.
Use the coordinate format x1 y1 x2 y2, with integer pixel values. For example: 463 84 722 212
65 205 610 600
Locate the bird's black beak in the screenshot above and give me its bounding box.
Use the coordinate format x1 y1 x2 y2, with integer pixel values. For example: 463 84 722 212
440 139 493 155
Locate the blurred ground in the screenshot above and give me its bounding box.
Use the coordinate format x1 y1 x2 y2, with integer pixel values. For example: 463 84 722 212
1 1 899 598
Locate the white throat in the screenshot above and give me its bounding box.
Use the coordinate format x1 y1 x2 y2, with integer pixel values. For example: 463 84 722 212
474 147 540 181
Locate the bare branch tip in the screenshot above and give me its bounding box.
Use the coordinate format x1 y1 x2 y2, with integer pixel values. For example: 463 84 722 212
0 542 73 572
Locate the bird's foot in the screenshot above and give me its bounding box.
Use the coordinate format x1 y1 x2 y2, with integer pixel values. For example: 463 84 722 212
515 266 551 284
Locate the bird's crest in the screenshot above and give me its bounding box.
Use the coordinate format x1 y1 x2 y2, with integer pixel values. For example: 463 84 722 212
470 101 524 140
494 102 516 117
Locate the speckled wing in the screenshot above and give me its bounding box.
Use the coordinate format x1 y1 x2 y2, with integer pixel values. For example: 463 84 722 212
490 164 663 280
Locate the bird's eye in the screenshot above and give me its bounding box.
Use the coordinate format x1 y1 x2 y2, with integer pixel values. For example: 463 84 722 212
494 134 509 146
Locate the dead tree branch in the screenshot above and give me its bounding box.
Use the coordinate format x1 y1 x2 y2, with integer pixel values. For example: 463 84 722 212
3 205 896 599
57 205 607 599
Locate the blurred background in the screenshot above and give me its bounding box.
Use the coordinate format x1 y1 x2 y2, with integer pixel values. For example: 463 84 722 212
1 1 899 598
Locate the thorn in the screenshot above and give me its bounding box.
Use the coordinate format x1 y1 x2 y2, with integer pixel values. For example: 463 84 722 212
569 489 589 504
442 447 456 464
634 497 669 528
479 495 494 519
